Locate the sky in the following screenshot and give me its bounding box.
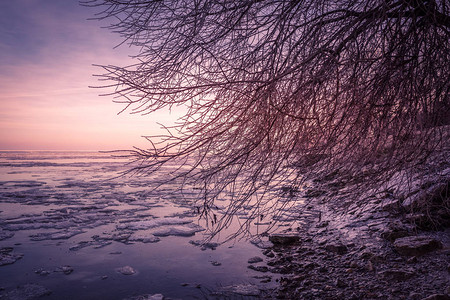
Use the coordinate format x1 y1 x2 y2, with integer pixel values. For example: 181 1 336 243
0 0 181 150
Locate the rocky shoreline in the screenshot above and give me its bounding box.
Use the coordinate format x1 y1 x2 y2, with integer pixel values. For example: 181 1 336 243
257 181 450 299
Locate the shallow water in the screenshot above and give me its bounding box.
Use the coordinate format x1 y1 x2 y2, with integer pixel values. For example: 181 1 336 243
0 151 276 299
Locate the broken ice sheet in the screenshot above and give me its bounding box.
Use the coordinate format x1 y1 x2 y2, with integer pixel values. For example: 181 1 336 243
128 232 160 243
151 224 204 237
218 284 260 296
0 284 51 299
0 230 14 241
116 265 137 275
0 247 24 266
29 229 85 241
117 217 193 230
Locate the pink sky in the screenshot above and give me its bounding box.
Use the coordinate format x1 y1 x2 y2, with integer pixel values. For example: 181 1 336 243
0 0 180 150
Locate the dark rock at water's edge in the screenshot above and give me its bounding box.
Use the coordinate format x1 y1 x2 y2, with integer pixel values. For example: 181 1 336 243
122 294 164 300
258 178 450 299
393 236 443 256
268 234 300 245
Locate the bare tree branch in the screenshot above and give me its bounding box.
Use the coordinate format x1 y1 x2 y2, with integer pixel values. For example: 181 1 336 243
83 0 450 239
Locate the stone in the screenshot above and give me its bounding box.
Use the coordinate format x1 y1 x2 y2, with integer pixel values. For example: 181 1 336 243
316 221 329 228
393 236 442 256
262 249 275 258
248 256 263 263
421 295 450 300
381 230 410 242
211 261 221 266
248 265 269 272
324 243 348 255
335 278 347 288
269 234 300 245
378 269 414 280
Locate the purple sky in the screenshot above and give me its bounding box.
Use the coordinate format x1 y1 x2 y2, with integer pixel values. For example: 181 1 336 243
0 0 180 150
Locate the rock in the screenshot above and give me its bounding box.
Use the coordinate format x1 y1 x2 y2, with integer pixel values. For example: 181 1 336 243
335 278 347 288
0 247 23 266
1 284 51 299
248 265 269 272
250 238 274 249
381 229 410 242
378 269 414 280
248 256 263 263
324 243 348 254
393 236 442 256
211 261 221 266
262 249 275 258
116 266 137 275
123 294 164 300
269 234 300 245
381 199 401 212
316 221 329 228
381 221 412 242
421 295 450 300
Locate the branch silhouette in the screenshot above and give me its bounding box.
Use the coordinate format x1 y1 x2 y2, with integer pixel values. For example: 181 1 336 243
84 0 450 238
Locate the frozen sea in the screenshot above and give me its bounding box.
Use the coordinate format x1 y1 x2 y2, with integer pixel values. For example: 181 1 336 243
0 151 276 299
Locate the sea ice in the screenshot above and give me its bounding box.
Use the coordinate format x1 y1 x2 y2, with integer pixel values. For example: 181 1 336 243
152 225 203 237
123 294 164 300
0 230 14 241
29 229 85 241
0 247 24 266
0 283 51 299
116 265 137 275
117 217 192 230
219 284 260 296
128 232 160 243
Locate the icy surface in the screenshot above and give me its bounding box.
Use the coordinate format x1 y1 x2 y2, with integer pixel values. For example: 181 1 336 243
0 151 270 300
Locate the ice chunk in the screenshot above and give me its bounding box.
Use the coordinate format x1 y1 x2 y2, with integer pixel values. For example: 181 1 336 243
123 294 164 300
0 247 24 266
117 217 192 230
152 224 204 237
0 230 14 241
129 232 160 243
29 229 85 241
220 284 260 296
116 265 137 275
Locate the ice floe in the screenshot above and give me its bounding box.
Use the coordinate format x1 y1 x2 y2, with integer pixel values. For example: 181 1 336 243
0 247 24 266
0 283 51 299
117 217 192 230
116 265 137 275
